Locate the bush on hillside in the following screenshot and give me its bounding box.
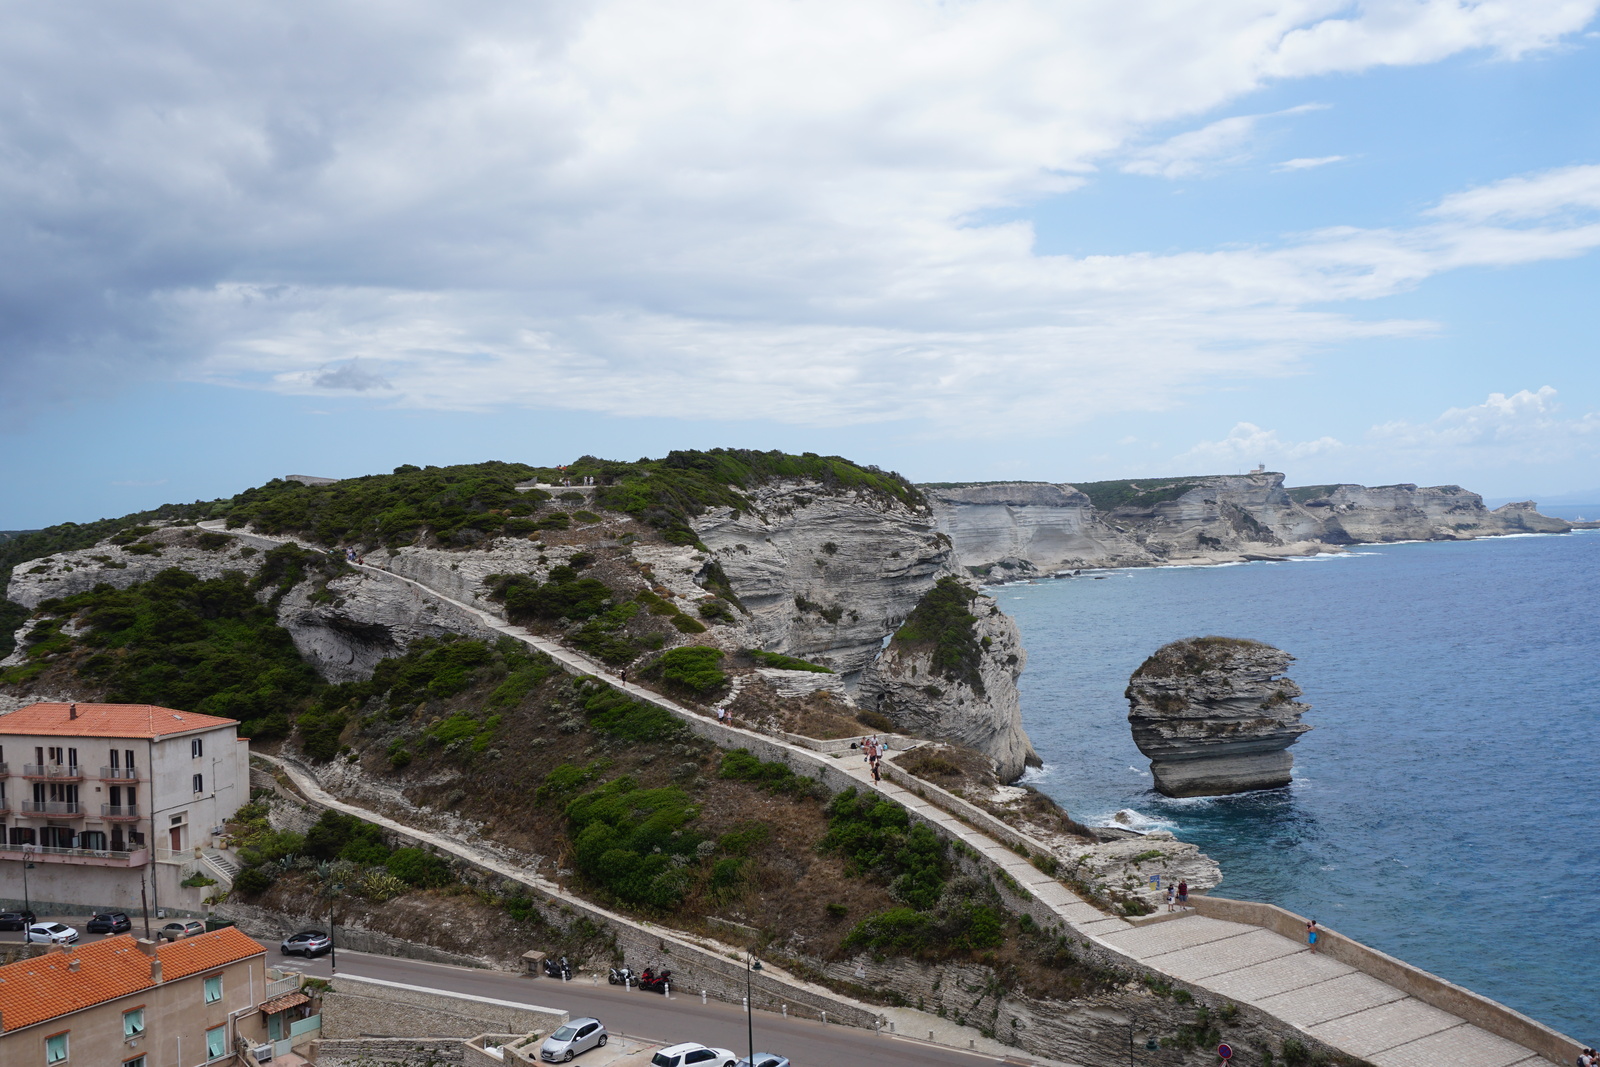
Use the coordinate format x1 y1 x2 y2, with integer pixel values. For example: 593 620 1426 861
648 646 726 695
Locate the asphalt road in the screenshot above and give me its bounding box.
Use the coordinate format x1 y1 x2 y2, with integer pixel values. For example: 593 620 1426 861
277 948 1024 1067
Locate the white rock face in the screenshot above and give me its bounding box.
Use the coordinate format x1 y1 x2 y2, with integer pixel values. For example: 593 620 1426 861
692 481 953 681
861 585 1038 781
5 527 266 609
926 483 1151 576
931 472 1574 574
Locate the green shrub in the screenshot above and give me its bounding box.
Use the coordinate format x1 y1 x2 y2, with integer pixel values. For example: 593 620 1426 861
719 749 803 793
386 847 454 888
577 683 684 741
745 649 832 673
490 568 611 623
236 829 305 868
566 777 702 909
821 788 946 910
303 811 390 864
230 868 275 896
670 614 707 634
650 646 726 695
893 577 985 694
573 510 602 523
698 600 736 624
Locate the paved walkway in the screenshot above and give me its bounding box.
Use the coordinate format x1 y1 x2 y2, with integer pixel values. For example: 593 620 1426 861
206 522 1569 1066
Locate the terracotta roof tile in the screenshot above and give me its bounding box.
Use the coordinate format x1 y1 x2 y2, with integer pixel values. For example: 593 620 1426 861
0 929 267 1033
260 991 309 1015
0 702 238 739
0 937 152 1032
158 927 266 981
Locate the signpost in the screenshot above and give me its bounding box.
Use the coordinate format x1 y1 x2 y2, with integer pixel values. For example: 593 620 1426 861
1218 1044 1234 1062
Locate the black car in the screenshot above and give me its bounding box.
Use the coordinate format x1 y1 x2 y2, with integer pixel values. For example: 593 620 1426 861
280 929 332 957
87 912 133 934
0 911 37 931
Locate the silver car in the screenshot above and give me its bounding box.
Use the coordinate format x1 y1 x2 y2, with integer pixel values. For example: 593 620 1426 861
736 1056 791 1067
540 1017 607 1062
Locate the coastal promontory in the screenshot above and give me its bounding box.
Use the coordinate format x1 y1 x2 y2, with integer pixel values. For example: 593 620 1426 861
1126 636 1312 797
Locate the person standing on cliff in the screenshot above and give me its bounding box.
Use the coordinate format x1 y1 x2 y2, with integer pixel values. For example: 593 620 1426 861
1307 919 1319 953
1166 885 1176 912
1177 881 1189 908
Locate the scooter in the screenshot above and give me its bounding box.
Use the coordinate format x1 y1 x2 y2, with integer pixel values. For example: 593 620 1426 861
542 956 572 980
638 967 672 993
608 966 635 986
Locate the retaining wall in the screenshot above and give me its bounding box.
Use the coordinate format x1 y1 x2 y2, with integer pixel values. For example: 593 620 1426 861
313 1037 466 1066
321 974 566 1039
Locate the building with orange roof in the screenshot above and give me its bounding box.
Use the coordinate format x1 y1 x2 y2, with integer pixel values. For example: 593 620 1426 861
0 703 250 919
0 927 287 1067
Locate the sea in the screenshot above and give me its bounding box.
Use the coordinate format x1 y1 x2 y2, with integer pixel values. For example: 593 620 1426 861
999 528 1599 1042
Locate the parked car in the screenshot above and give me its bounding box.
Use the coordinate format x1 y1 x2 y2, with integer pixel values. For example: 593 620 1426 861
735 1056 791 1067
539 1017 608 1062
27 922 79 945
87 911 133 934
280 930 333 957
650 1044 737 1067
0 910 37 931
157 920 206 941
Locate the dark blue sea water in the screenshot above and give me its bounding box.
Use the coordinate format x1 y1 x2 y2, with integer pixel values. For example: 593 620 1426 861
1000 532 1600 1042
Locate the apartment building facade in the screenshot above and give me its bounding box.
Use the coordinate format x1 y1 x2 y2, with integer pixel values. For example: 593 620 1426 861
0 703 251 915
0 928 275 1067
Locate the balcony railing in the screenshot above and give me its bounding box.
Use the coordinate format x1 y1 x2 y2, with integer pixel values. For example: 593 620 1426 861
19 800 83 815
21 764 83 781
0 798 9 814
98 766 139 781
0 842 149 866
0 761 8 775
101 804 141 820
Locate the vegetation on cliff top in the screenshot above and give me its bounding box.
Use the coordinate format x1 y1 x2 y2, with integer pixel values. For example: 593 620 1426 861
1130 635 1270 681
892 576 986 694
1070 477 1210 511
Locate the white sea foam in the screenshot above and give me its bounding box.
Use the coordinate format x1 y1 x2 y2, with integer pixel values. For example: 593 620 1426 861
1098 807 1180 834
1018 762 1055 784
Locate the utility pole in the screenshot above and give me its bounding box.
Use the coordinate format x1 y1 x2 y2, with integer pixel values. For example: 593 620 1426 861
140 866 151 939
21 859 33 930
745 953 763 1067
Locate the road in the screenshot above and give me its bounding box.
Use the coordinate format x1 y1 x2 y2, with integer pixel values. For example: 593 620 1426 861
278 947 1031 1067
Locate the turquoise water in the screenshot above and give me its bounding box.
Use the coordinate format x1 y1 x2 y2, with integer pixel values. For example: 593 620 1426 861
1000 532 1599 1041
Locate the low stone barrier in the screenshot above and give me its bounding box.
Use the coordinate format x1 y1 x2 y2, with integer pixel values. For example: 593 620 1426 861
321 974 567 1040
1190 896 1581 1065
313 1037 467 1066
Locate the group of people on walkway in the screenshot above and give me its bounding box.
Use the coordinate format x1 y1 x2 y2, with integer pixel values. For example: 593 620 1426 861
860 734 889 783
1164 881 1190 911
1577 1047 1599 1067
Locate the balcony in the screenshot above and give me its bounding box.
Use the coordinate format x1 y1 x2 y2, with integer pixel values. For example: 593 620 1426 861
98 766 139 782
19 800 83 815
0 761 8 775
21 764 83 781
101 804 141 821
0 798 9 815
0 843 149 867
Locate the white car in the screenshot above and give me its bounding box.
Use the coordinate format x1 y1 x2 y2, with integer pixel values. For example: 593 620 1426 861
27 922 79 944
650 1043 738 1067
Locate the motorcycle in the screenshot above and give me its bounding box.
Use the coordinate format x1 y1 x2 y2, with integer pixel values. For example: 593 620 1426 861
608 965 635 986
638 967 672 994
542 955 572 980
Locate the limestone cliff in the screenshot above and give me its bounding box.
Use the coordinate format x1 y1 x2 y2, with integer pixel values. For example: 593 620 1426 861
931 472 1573 574
925 483 1151 578
860 577 1038 780
1296 483 1573 542
1126 637 1311 798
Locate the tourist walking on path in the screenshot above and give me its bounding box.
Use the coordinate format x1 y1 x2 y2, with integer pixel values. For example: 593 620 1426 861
1177 881 1189 908
619 668 627 686
1307 919 1319 954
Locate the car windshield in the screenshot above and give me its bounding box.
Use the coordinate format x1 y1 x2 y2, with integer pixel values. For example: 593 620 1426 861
46 924 67 933
551 1026 577 1041
651 1055 679 1067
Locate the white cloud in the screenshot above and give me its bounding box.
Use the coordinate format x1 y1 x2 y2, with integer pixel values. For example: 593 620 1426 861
1124 105 1325 179
1368 387 1600 464
0 0 1597 434
1276 155 1347 171
1175 422 1345 468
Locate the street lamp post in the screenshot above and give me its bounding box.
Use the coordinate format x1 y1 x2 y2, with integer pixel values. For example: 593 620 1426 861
745 953 763 1066
22 860 34 936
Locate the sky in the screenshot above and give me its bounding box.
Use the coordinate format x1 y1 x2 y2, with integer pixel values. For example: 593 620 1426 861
4 1 1600 529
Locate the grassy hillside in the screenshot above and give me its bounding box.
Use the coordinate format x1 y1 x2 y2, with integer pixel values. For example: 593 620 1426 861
1070 477 1211 511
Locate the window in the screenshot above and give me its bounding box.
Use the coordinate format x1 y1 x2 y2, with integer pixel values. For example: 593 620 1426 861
123 1007 145 1039
203 975 223 1003
205 1025 226 1061
192 773 204 794
191 738 204 759
123 1058 146 1067
45 1032 68 1063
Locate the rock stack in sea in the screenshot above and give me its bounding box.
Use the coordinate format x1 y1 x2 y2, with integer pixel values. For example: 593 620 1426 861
1126 637 1312 797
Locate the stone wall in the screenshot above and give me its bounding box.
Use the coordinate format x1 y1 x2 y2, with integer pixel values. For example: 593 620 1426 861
312 1038 466 1067
320 974 566 1039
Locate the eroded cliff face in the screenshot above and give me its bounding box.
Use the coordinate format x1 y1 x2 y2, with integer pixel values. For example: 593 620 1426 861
1299 483 1572 542
1126 637 1311 798
861 580 1038 781
932 472 1573 574
926 483 1151 578
691 480 953 680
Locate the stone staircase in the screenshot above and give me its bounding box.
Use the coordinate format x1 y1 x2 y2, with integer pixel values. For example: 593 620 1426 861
201 847 241 886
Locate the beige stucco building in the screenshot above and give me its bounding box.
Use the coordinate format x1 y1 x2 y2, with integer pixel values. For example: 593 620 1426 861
0 927 294 1067
0 703 250 917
